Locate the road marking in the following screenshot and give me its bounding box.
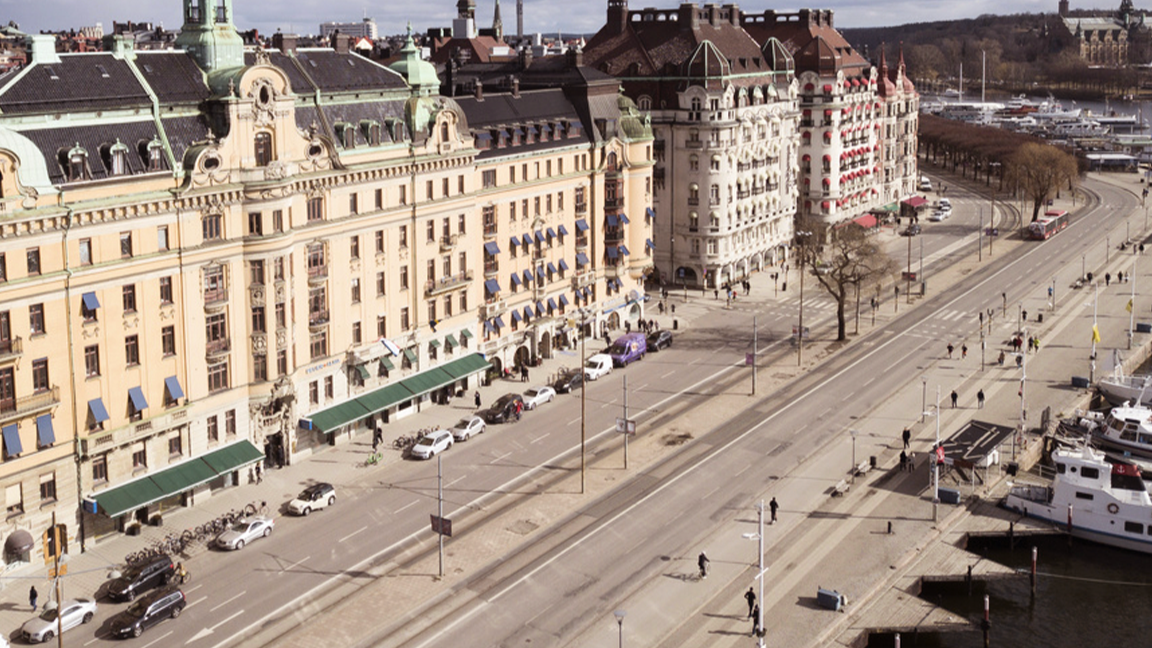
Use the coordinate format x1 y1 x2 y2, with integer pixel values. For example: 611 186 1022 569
660 370 676 378
187 595 207 608
339 526 368 543
187 609 245 644
445 475 466 488
843 391 855 400
395 500 419 514
567 416 581 426
530 432 551 444
281 555 310 574
210 591 246 613
635 382 649 391
142 631 173 648
600 398 618 409
489 451 513 464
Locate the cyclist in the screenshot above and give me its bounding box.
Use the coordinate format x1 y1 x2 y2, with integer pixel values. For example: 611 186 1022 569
697 551 710 579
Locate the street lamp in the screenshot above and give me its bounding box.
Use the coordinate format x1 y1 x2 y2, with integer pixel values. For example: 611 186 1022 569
850 429 859 483
742 500 767 648
796 230 813 366
614 610 626 648
921 377 927 424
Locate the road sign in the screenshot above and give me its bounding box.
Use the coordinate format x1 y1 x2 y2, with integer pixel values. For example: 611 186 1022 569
615 418 636 435
791 326 810 339
430 515 453 538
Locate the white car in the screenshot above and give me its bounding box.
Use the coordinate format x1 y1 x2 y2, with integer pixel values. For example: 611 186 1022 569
451 416 486 441
522 386 556 410
410 429 453 459
584 354 613 381
938 197 952 211
929 209 949 222
214 516 274 550
21 598 97 643
287 482 336 516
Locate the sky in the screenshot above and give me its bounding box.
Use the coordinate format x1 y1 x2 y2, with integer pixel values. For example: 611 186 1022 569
0 0 1059 37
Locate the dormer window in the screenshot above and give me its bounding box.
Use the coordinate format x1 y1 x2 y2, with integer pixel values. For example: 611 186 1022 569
147 140 164 171
60 144 90 182
362 121 381 146
254 132 273 166
102 139 130 176
215 0 229 23
440 121 449 142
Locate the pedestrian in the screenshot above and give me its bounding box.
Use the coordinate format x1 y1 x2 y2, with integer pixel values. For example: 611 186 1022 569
902 427 911 450
1118 271 1125 283
751 604 761 636
514 400 523 421
961 344 968 359
658 301 665 314
715 289 719 300
475 391 481 409
745 587 757 618
977 389 985 408
1022 309 1028 323
29 586 37 611
951 390 959 408
255 462 263 484
1106 272 1112 286
998 350 1005 366
946 343 954 359
769 496 779 524
698 551 710 579
521 365 528 383
900 449 908 472
1016 354 1023 368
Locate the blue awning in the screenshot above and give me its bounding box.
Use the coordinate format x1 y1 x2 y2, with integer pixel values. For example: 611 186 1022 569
548 297 558 310
608 279 618 289
606 246 619 259
511 310 522 323
576 253 589 267
559 294 570 306
575 219 589 232
521 234 532 246
536 301 545 314
494 316 505 328
524 305 534 319
534 231 545 243
510 236 520 247
558 224 569 236
2 424 21 457
82 292 100 310
164 376 184 401
546 227 556 239
484 320 497 334
510 273 521 286
581 287 590 299
484 242 501 256
620 213 630 224
523 268 534 282
36 414 54 447
646 238 654 250
619 245 630 256
88 398 110 423
546 262 557 274
558 259 570 271
646 207 656 220
485 279 501 295
128 386 149 412
606 214 620 227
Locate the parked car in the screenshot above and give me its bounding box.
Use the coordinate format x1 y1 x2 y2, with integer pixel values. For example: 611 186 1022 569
647 330 673 351
551 369 584 394
214 516 274 550
409 429 454 459
287 482 336 516
900 223 922 237
109 587 186 639
937 197 952 211
929 209 949 222
107 554 176 601
451 416 487 441
919 177 933 192
522 386 556 410
21 598 97 643
484 393 525 423
584 354 613 381
607 333 647 366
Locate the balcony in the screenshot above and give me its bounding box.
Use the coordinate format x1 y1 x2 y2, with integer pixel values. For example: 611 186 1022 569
532 248 545 262
575 235 588 249
425 270 473 296
533 285 547 300
571 271 596 290
0 386 60 425
604 228 624 244
205 337 231 358
603 195 623 210
484 260 499 277
309 309 330 327
440 233 458 252
481 300 507 318
307 263 328 280
686 140 703 149
575 201 588 215
0 336 22 364
483 223 498 237
204 288 228 305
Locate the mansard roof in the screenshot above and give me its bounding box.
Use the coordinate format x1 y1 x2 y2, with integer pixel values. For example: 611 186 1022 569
250 48 408 94
0 53 153 114
741 9 870 79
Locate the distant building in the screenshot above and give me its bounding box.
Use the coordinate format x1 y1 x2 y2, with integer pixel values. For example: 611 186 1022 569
319 17 378 41
1053 0 1149 66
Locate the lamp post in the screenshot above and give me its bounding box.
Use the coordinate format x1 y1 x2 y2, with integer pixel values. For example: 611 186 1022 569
580 308 589 493
1090 281 1099 384
743 501 767 648
614 610 626 648
796 230 812 366
1129 258 1137 351
851 429 859 483
921 377 927 424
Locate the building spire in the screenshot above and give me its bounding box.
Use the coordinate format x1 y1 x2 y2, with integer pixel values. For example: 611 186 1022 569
494 0 504 41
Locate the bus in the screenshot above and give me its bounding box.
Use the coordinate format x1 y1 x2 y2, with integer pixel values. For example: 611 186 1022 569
1027 209 1069 240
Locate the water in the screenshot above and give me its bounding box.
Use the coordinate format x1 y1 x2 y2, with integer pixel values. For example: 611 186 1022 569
920 535 1152 647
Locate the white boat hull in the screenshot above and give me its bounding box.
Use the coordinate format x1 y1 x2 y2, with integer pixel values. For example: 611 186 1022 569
1004 495 1152 554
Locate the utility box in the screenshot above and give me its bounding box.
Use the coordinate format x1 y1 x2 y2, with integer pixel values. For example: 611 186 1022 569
1137 323 1152 333
817 587 847 611
1071 376 1091 389
938 487 961 505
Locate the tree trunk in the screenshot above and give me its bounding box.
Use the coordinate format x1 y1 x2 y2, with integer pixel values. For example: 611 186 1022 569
836 288 847 341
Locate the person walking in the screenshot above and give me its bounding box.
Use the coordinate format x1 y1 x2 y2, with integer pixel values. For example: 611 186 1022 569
946 343 954 359
769 497 779 524
521 365 529 383
474 391 481 409
961 344 968 359
745 587 757 618
751 604 761 636
977 389 985 409
1106 273 1112 287
900 449 908 472
698 551 710 579
29 586 37 611
951 390 959 409
255 462 263 484
902 427 911 450
998 350 1006 366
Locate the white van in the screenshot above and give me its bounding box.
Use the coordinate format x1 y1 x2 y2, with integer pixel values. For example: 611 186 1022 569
919 177 933 192
583 354 613 381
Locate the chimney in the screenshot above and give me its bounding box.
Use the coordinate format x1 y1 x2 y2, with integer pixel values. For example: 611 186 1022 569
708 5 721 27
475 80 484 101
725 4 740 26
104 34 136 60
28 34 61 65
519 46 533 70
607 0 629 33
511 77 520 98
334 33 351 54
679 4 700 30
273 32 298 54
567 45 583 68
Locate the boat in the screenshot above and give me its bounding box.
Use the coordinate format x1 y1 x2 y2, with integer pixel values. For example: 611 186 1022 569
1097 364 1152 406
1003 445 1152 554
1087 401 1152 459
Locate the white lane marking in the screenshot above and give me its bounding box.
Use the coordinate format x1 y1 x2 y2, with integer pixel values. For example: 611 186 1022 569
445 475 466 488
489 451 513 464
210 591 247 613
187 609 245 644
143 631 173 648
187 595 208 608
635 383 649 391
395 501 419 514
530 432 551 444
281 556 310 574
660 370 676 378
339 527 368 543
567 416 581 426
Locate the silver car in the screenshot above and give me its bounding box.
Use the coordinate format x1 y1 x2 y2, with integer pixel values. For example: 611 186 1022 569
214 516 274 550
21 598 97 643
451 416 486 441
522 386 556 410
409 429 453 459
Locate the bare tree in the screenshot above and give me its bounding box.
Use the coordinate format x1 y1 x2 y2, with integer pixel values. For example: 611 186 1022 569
797 218 899 341
1005 142 1080 222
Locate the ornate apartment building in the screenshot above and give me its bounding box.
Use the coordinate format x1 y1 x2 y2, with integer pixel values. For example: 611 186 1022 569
584 1 800 289
0 0 650 558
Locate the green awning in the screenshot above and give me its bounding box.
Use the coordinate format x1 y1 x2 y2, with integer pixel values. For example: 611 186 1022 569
403 348 418 364
460 329 474 338
358 383 415 415
379 357 395 371
400 367 455 397
93 441 264 518
354 364 370 380
441 353 492 379
428 339 441 348
444 334 458 349
308 399 372 433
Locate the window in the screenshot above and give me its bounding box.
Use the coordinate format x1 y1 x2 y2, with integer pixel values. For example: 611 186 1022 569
426 179 434 200
459 175 465 194
248 211 263 236
252 306 266 332
6 483 22 516
122 284 137 313
350 235 360 260
125 335 139 366
160 277 173 304
119 232 133 258
442 177 449 197
558 192 564 212
376 272 386 296
307 197 324 222
399 225 408 247
169 433 182 457
206 313 227 344
254 354 267 381
522 199 528 220
84 345 100 377
26 248 40 276
399 185 407 205
225 409 236 435
310 331 328 359
254 132 272 166
509 201 517 222
161 326 176 356
274 257 284 280
39 473 56 503
273 210 284 232
353 321 362 345
277 349 288 376
351 278 361 303
375 230 385 253
208 361 229 392
0 254 6 282
546 195 553 214
375 189 383 210
29 304 44 335
349 193 359 216
400 266 409 290
275 302 285 328
92 455 107 484
324 375 334 399
428 299 437 324
207 415 219 442
132 443 147 470
306 243 326 277
427 220 435 242
427 259 435 284
534 196 541 216
147 142 163 171
401 307 410 331
158 226 169 251
250 260 265 285
377 315 387 337
460 291 468 313
79 239 92 266
309 381 319 405
31 359 48 392
202 213 222 240
458 213 466 235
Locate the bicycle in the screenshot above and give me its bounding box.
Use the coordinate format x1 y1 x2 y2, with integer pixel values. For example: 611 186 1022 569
243 500 269 517
364 451 382 467
175 564 191 585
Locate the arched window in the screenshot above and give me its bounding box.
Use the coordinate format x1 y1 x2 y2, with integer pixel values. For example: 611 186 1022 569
690 97 702 112
440 121 449 142
607 152 619 172
254 132 273 166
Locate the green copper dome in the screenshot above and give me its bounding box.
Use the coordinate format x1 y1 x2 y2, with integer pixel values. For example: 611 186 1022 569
390 26 440 96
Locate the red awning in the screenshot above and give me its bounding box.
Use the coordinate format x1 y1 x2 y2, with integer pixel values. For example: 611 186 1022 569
822 201 831 210
803 109 811 116
823 154 831 162
823 178 831 185
802 154 811 162
803 178 810 184
802 131 811 139
903 196 929 208
823 84 833 92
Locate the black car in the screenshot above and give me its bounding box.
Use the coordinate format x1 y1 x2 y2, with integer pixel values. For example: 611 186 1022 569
484 393 525 423
646 330 673 351
551 370 584 394
109 587 186 638
900 223 921 237
107 555 176 601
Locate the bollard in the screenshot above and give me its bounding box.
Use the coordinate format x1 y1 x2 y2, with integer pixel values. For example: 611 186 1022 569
1067 504 1074 547
982 594 991 648
967 564 973 596
887 520 892 534
1009 521 1014 550
1031 546 1037 597
673 319 679 330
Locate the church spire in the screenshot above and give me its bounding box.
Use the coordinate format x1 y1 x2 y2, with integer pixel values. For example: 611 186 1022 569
493 0 504 41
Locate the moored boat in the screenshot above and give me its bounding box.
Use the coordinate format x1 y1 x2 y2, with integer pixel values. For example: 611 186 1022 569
1097 365 1152 406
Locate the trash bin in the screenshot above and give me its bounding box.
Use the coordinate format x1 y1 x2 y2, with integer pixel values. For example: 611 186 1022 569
1071 376 1091 389
1037 313 1044 323
673 319 679 330
1007 462 1019 477
938 487 961 505
870 455 877 468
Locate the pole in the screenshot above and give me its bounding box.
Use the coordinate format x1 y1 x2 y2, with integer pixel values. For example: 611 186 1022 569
1129 258 1136 350
979 208 983 262
581 311 587 494
1051 276 1057 312
798 254 805 366
1090 282 1098 384
906 233 912 304
851 430 858 483
52 511 62 648
1107 235 1111 263
854 282 860 335
921 377 927 424
989 190 995 257
919 236 924 296
437 454 444 577
1030 546 1038 596
757 500 765 648
1082 254 1086 280
753 314 758 395
1019 338 1027 461
934 385 940 523
622 375 628 470
983 594 991 648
